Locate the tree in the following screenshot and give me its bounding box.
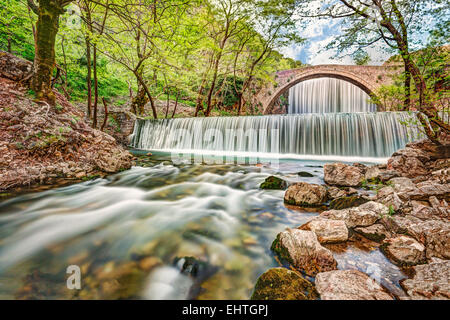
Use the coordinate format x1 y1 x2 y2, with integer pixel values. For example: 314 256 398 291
27 0 73 105
299 0 449 144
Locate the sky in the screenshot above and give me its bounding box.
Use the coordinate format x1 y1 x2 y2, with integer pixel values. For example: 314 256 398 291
280 18 390 66
279 0 446 66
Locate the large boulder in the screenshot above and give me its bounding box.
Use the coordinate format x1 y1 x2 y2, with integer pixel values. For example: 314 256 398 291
299 218 348 243
284 182 327 207
319 201 388 228
315 270 393 300
260 176 287 190
400 259 450 300
382 216 450 260
271 228 337 276
250 267 318 300
324 163 365 187
381 235 426 266
387 147 430 178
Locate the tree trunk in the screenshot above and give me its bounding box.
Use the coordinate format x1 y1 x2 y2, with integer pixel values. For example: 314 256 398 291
171 89 180 118
92 44 98 128
31 0 64 105
403 62 411 111
131 86 148 116
85 37 92 118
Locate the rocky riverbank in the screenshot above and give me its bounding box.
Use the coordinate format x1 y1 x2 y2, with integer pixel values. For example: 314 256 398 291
0 53 134 192
253 139 449 300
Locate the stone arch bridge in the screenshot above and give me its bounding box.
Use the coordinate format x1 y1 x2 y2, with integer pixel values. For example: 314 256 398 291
255 64 400 114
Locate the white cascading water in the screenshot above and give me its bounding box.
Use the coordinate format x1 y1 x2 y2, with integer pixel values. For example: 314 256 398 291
131 112 420 159
287 78 376 113
130 77 422 160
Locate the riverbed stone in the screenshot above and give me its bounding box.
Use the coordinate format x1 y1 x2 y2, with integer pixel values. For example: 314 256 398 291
383 215 450 260
329 195 370 210
271 228 337 276
376 186 404 211
299 218 348 243
260 176 287 190
319 201 387 228
315 270 393 300
387 147 430 178
365 166 382 181
327 186 348 200
381 235 426 266
354 224 390 242
284 182 327 207
400 259 450 300
250 267 318 300
324 163 365 187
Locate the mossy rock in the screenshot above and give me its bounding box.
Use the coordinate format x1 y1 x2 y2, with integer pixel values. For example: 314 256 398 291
270 234 293 264
260 176 287 190
297 171 314 177
250 267 318 300
329 195 369 210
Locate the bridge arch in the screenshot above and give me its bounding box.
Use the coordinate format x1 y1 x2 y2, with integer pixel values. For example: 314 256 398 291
257 65 396 114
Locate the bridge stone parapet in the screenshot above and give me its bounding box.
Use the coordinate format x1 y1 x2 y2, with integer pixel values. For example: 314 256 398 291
255 64 401 114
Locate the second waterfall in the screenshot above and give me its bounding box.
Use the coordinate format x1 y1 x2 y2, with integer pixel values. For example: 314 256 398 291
130 77 421 160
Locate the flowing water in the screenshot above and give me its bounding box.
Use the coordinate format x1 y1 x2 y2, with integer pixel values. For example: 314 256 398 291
131 112 420 161
288 78 377 114
0 77 419 299
0 154 407 299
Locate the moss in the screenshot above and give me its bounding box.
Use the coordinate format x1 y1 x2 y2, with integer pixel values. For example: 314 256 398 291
260 176 287 190
250 267 318 300
270 234 293 265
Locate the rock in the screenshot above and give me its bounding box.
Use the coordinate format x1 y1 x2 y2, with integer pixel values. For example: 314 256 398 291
0 51 33 81
406 220 450 260
319 201 387 228
376 186 404 211
250 267 318 300
387 147 430 178
431 168 450 184
284 182 327 207
389 177 418 193
407 200 443 221
297 171 314 177
315 270 393 300
378 170 400 182
404 181 450 201
381 235 426 266
326 186 347 200
382 216 450 260
324 163 364 187
365 166 382 181
260 176 287 190
271 228 337 276
329 195 370 210
354 224 390 242
400 260 450 300
299 218 348 243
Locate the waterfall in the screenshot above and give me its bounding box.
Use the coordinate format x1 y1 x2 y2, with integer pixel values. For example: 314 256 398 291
130 112 421 160
288 78 376 114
